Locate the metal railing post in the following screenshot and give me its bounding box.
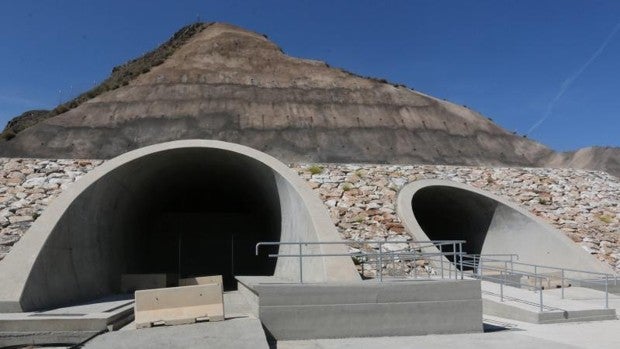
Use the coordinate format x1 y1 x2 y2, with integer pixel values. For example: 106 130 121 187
452 242 456 280
561 269 565 299
361 258 365 278
378 242 383 282
391 252 396 278
539 282 543 312
299 243 303 283
472 256 477 276
440 245 444 279
605 275 609 309
459 243 464 280
500 270 504 302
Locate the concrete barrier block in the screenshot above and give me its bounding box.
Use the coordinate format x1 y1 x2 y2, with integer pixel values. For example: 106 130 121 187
134 284 224 329
120 274 177 293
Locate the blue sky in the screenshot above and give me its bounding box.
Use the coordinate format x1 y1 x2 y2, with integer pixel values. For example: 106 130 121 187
0 0 618 151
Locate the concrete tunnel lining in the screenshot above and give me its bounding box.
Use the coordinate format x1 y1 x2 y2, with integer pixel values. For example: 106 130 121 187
0 140 359 312
396 179 614 275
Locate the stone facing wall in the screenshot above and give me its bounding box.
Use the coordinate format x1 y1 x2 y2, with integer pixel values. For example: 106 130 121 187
0 158 618 272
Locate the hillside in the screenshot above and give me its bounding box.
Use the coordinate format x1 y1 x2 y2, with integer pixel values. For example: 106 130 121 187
546 147 620 177
0 22 614 174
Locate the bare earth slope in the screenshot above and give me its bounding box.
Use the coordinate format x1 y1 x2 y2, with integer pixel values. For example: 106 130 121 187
0 23 565 166
546 147 620 178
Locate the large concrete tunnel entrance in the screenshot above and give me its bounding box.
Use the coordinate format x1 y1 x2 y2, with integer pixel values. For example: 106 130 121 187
0 141 359 312
123 149 281 290
396 179 615 275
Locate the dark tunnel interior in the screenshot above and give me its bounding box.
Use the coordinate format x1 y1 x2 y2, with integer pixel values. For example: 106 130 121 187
411 186 499 265
116 149 282 290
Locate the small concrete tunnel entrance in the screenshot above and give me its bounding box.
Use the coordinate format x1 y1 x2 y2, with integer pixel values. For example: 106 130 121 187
397 179 615 275
0 141 359 312
410 186 497 263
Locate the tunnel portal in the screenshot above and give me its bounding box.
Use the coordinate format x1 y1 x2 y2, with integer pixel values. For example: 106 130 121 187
0 141 360 312
411 186 498 260
398 179 614 276
124 149 281 290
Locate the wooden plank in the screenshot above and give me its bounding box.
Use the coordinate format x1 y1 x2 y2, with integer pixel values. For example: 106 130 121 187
134 284 224 329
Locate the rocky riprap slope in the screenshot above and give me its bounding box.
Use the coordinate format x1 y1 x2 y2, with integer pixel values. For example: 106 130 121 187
0 23 553 167
0 158 618 274
0 159 103 259
293 164 620 273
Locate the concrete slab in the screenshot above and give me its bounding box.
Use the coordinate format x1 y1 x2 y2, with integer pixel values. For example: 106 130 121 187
49 315 620 349
0 295 134 347
223 290 253 318
83 317 269 349
481 280 618 323
277 316 620 349
276 332 580 349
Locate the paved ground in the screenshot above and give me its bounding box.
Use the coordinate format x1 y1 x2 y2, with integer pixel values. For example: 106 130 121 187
16 287 620 349
79 315 620 349
82 291 268 349
276 316 620 349
84 317 269 349
481 280 620 312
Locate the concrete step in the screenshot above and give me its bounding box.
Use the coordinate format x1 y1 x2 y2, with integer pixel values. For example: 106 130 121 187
480 280 618 324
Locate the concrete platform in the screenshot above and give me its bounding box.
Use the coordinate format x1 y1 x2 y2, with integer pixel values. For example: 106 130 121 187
0 295 134 347
276 315 620 349
84 317 269 349
481 280 618 323
8 285 620 349
238 276 483 340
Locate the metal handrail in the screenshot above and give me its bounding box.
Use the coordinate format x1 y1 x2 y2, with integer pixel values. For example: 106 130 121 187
460 255 614 310
255 241 614 311
473 256 616 278
460 261 552 281
255 240 466 282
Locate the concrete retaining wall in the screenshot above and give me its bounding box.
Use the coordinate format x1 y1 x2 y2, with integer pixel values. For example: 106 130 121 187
250 280 483 339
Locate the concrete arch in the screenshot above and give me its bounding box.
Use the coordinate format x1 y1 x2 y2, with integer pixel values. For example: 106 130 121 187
396 179 614 274
0 140 358 312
